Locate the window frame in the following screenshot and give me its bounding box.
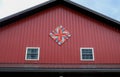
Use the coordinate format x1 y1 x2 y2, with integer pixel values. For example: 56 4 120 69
80 47 94 61
25 47 40 60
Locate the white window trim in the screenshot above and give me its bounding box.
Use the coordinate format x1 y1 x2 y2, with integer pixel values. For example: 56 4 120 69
80 47 94 61
25 47 40 60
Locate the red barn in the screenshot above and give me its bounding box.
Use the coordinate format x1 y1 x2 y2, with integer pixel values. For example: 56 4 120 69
0 0 120 76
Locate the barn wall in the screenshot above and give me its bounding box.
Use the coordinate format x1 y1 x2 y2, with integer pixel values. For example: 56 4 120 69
0 5 120 64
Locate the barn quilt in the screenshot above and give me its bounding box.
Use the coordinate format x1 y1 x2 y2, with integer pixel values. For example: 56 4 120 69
49 26 71 45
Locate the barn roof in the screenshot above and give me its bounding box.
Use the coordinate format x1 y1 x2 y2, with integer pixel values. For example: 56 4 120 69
0 0 120 29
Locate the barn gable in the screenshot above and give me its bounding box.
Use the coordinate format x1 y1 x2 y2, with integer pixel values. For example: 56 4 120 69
0 0 120 73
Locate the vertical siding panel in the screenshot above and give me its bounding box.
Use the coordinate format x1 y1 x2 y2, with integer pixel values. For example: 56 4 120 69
14 22 18 63
4 27 8 63
4 26 9 63
72 11 76 64
39 15 43 63
110 29 114 63
22 18 27 63
43 13 46 63
51 9 54 64
45 11 48 64
94 22 99 63
67 8 70 63
17 22 22 63
77 14 81 63
7 26 13 63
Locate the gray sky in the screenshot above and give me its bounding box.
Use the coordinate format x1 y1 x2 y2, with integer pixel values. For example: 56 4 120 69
0 0 120 21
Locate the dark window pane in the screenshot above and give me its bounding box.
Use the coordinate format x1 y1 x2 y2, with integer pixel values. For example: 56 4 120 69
31 54 38 59
27 54 32 59
90 56 93 59
27 48 38 59
82 49 93 60
27 49 38 54
27 54 38 59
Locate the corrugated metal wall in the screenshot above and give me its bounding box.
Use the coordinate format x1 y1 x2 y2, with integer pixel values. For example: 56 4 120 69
0 5 120 64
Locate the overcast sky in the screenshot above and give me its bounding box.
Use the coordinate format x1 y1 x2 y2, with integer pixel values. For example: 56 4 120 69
0 0 120 21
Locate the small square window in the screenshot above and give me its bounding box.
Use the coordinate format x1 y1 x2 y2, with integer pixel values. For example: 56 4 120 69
80 48 94 61
25 47 40 60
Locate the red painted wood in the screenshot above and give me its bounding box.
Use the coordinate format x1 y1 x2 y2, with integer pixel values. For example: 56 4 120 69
0 5 120 64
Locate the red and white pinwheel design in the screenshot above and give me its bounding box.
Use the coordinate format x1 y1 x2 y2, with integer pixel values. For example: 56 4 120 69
50 26 71 45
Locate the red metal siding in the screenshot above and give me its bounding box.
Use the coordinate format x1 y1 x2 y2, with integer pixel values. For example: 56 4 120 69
0 5 120 64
